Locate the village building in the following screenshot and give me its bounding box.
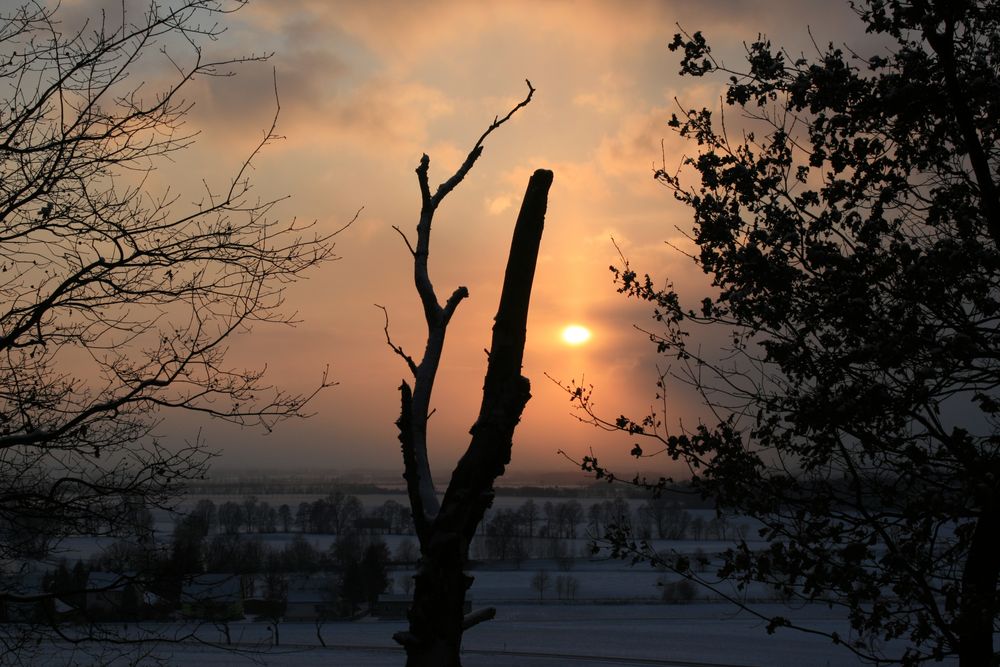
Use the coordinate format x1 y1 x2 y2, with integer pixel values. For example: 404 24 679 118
180 573 244 620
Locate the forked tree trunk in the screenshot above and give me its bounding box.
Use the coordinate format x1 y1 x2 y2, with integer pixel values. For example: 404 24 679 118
396 169 552 667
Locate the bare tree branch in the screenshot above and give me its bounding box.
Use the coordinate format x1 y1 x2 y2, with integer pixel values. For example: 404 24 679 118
391 225 417 257
0 2 351 658
396 80 535 530
376 304 418 377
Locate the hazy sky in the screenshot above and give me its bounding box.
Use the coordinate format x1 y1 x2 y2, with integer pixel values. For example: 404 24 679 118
90 0 869 478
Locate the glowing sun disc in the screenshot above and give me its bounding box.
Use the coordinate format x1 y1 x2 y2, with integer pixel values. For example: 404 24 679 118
561 325 592 346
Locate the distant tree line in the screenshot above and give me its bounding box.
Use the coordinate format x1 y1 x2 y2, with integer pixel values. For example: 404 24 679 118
180 479 716 504
472 497 736 565
7 489 741 629
31 509 400 625
173 494 415 538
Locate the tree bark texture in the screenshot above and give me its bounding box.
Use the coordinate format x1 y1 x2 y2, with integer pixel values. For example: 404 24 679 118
396 168 552 667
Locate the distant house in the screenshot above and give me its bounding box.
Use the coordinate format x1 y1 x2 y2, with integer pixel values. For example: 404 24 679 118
284 588 325 620
180 574 243 620
86 571 139 617
283 574 343 620
84 572 167 620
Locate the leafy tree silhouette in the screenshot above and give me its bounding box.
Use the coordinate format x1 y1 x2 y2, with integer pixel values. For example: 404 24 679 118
564 2 1000 665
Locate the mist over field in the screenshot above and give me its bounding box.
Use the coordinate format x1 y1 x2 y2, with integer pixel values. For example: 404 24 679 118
23 473 903 666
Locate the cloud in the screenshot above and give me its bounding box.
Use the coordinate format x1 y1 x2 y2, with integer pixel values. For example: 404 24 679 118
42 0 877 472
487 195 513 216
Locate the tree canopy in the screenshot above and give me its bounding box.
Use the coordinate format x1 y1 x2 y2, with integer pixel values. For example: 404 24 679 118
569 1 1000 665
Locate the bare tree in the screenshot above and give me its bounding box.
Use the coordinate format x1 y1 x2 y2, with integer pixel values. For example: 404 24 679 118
0 0 346 659
380 80 552 666
530 570 550 602
554 574 578 601
518 499 538 538
482 508 525 562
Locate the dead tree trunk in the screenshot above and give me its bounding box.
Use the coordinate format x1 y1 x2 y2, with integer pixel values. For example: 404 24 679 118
378 81 551 667
400 169 551 667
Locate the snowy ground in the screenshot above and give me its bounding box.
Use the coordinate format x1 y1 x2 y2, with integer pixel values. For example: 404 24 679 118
34 602 932 666
22 495 964 665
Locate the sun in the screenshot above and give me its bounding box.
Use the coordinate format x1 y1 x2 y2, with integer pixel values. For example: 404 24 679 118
561 324 592 346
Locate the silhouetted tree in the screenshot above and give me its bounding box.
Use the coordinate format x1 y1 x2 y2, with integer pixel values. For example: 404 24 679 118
360 541 391 612
483 509 525 561
396 538 419 564
339 540 390 615
0 0 347 657
374 499 413 534
218 502 245 536
278 504 293 533
45 560 88 611
518 499 539 538
96 539 158 574
554 574 579 601
261 568 288 646
294 502 311 533
381 81 552 666
557 500 584 538
640 498 690 540
586 502 604 536
259 503 278 534
281 535 319 572
205 534 241 573
191 500 218 535
530 570 550 602
242 497 260 533
306 492 362 534
567 2 1000 665
331 531 363 570
171 513 210 574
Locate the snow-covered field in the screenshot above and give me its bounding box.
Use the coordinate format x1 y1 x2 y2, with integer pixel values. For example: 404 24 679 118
17 493 962 666
32 602 925 666
15 559 935 667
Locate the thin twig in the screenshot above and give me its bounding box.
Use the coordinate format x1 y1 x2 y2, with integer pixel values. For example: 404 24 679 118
332 206 363 236
375 304 417 376
427 79 536 208
392 225 416 256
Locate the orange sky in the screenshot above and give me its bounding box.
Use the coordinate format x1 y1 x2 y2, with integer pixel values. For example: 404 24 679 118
103 0 867 477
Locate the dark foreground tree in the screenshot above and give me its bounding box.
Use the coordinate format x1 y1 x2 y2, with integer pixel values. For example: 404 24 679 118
380 81 552 666
566 2 1000 665
0 0 345 659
